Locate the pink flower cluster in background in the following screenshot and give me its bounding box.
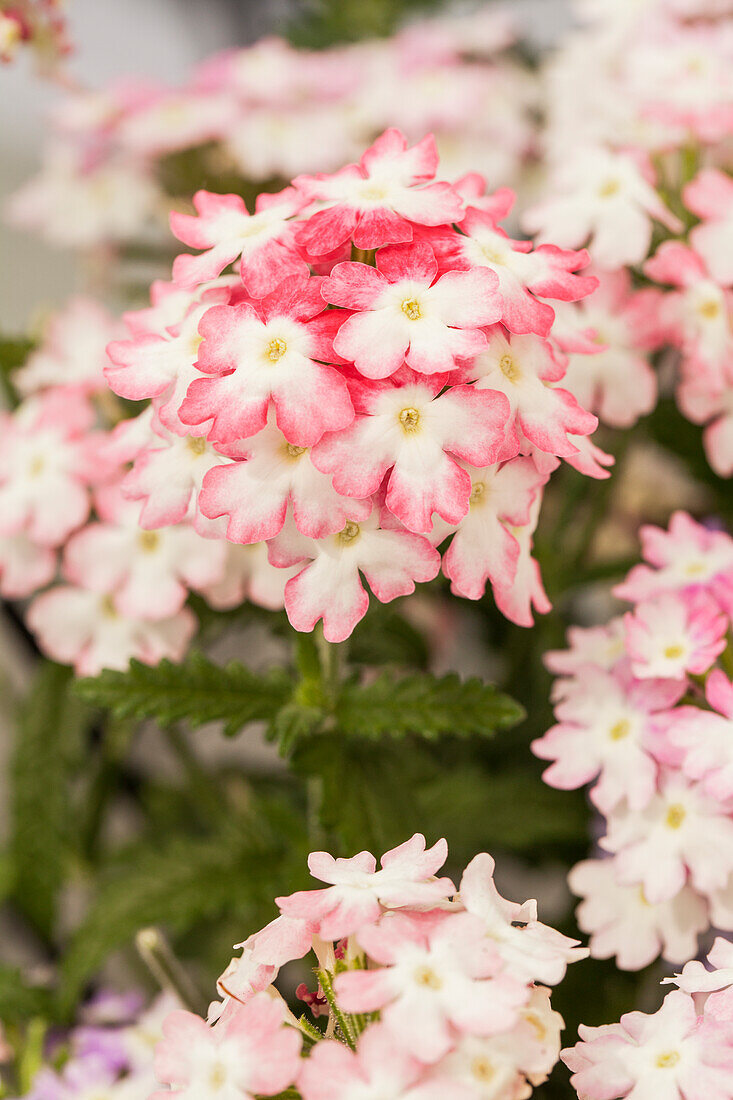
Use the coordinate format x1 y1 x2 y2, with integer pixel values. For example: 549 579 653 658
6 9 534 248
527 0 733 480
534 511 733 971
564 939 733 1100
152 834 586 1099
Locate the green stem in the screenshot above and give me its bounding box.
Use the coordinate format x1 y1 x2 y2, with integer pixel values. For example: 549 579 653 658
316 969 357 1049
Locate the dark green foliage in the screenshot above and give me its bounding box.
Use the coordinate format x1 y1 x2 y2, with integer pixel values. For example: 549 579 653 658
8 662 94 940
286 0 442 48
59 796 310 1013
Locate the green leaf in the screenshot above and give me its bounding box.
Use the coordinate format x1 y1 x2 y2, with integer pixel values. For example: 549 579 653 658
0 967 52 1025
74 654 292 738
9 661 93 939
335 672 524 741
59 800 309 1014
0 336 33 406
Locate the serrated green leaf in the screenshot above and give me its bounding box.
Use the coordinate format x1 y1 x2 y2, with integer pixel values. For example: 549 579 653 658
335 672 524 741
74 654 292 737
9 661 94 939
270 701 324 756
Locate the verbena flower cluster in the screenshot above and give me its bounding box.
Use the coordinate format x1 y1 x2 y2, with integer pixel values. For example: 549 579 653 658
9 989 174 1100
151 834 586 1099
1 129 607 667
535 511 733 972
523 0 733 479
564 938 733 1100
7 10 534 248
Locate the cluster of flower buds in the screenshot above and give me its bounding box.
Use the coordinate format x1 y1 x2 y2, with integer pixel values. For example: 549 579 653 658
527 0 733 480
151 833 586 1099
0 0 70 68
564 938 733 1100
535 511 733 971
8 9 535 250
99 129 604 643
9 989 175 1100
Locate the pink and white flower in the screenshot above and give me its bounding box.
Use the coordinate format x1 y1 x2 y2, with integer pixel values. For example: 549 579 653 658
569 857 709 972
523 148 682 270
27 585 195 676
335 911 528 1062
323 241 502 379
0 391 102 548
624 592 728 681
660 672 733 803
439 456 548 600
294 128 464 257
685 169 733 289
532 663 683 814
198 418 371 543
563 989 733 1100
276 833 454 940
270 513 440 642
179 276 353 447
170 187 308 296
469 329 598 459
63 484 226 621
152 995 301 1100
600 770 733 905
311 371 511 534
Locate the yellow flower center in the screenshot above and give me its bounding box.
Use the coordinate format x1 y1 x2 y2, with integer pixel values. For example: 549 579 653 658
598 178 621 198
469 481 486 506
656 1051 681 1069
398 407 421 432
401 298 422 321
698 299 721 319
138 531 160 553
338 522 361 545
188 333 204 357
471 1056 495 1083
664 644 685 659
499 353 521 382
209 1062 228 1089
285 443 307 459
685 561 707 577
266 337 288 362
481 245 506 266
523 1011 548 1042
413 965 443 990
665 803 686 829
609 719 631 741
100 595 118 619
28 455 45 477
187 436 207 456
